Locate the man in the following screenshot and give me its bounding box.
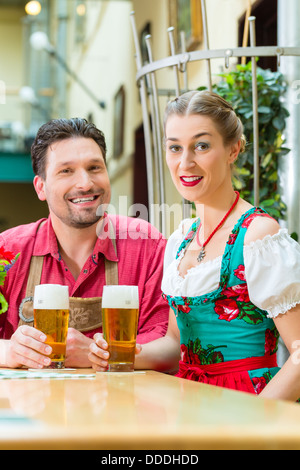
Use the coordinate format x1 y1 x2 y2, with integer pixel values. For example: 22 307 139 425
0 118 168 369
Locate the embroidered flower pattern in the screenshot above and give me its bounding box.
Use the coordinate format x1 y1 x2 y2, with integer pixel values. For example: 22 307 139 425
241 211 272 229
181 339 226 365
214 283 265 325
178 297 191 314
251 373 272 395
234 264 246 281
265 326 280 356
214 298 239 322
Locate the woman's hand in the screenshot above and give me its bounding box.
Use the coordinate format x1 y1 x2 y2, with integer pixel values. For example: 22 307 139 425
88 333 142 372
88 333 110 372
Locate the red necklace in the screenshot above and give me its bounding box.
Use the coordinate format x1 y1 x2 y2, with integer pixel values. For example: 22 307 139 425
196 191 240 263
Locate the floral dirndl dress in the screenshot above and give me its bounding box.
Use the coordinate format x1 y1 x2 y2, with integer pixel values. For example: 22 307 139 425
163 208 280 395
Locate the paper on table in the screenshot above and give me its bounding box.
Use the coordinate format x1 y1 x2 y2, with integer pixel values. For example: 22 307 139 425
0 369 96 380
0 410 39 425
28 368 77 372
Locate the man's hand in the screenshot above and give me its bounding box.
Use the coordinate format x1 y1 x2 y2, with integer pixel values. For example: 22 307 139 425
65 327 93 368
2 325 52 369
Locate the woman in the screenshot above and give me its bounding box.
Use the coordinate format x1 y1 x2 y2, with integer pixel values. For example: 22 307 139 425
89 91 300 400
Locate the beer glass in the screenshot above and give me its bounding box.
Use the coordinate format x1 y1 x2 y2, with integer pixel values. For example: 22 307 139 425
33 284 69 369
102 285 139 372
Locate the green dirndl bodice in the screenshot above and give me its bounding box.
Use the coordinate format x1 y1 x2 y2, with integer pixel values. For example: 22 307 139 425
163 208 280 394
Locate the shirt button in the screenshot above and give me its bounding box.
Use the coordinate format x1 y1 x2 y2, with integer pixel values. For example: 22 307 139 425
83 269 88 274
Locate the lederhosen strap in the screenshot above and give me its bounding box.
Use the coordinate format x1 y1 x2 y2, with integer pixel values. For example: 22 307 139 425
18 255 44 325
18 218 118 331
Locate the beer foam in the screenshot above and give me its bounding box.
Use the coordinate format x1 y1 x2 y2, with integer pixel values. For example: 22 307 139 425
102 285 139 309
33 284 69 310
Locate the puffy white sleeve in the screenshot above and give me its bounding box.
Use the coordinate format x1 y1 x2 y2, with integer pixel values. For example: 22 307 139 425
244 229 300 318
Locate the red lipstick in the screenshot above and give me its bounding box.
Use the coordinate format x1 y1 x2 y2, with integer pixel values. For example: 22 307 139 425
180 176 203 187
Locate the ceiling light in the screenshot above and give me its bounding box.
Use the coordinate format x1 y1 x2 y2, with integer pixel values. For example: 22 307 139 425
76 4 86 16
30 31 53 53
25 1 42 16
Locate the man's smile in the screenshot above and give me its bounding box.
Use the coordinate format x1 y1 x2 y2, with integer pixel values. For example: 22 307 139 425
69 194 99 205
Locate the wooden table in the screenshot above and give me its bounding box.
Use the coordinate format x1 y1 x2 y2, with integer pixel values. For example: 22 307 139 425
1 369 300 450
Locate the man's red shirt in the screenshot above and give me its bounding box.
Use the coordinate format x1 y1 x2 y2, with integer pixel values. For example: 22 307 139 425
0 214 169 342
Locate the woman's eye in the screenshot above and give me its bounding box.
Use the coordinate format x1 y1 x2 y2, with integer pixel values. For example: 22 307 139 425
169 145 182 153
195 142 209 151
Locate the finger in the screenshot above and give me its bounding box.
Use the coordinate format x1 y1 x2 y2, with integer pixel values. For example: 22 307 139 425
135 344 142 355
88 351 109 372
91 363 108 372
17 329 52 357
10 344 52 369
93 333 108 350
15 351 52 369
18 325 48 343
89 342 109 360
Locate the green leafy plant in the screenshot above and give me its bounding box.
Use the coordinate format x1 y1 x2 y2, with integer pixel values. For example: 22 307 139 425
199 61 290 220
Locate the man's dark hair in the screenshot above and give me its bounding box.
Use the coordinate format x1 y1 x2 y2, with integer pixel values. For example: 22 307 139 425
31 118 107 179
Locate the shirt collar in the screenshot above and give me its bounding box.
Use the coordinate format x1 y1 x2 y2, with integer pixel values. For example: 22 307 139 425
33 217 58 258
33 214 119 262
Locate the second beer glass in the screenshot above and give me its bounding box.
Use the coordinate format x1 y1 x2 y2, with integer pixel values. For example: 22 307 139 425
102 285 139 372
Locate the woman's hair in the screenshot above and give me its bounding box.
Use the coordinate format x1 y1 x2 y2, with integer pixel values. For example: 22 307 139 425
31 117 107 179
163 90 246 152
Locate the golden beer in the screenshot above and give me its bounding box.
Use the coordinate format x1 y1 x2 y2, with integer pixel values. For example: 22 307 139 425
34 308 69 367
33 284 69 369
102 308 139 369
102 286 139 372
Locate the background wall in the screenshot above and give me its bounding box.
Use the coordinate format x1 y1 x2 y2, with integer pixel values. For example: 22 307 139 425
0 0 274 236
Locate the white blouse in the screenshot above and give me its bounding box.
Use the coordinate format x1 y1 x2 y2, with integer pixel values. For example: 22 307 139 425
162 219 300 319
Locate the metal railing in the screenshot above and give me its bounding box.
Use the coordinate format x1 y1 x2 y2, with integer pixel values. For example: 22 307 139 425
130 0 300 234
